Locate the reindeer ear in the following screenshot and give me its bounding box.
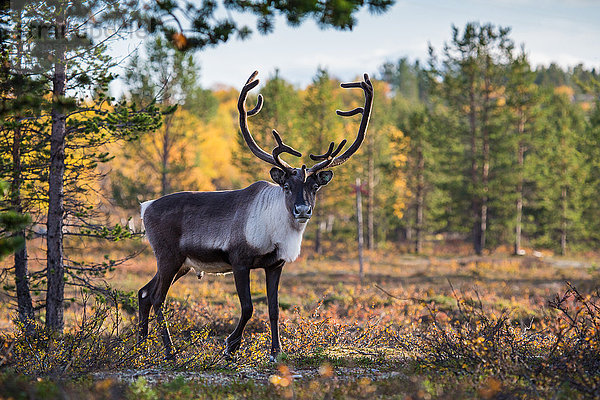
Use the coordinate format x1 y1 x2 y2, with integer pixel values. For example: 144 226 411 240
315 170 333 186
270 167 286 186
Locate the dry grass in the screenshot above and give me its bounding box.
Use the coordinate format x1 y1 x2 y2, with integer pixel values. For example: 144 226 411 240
1 241 599 399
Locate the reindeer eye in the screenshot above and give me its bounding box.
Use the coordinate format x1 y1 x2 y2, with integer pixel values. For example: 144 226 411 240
283 183 291 192
312 183 319 191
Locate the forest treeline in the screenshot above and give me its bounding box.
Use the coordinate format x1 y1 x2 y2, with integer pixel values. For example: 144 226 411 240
111 24 600 258
1 5 599 333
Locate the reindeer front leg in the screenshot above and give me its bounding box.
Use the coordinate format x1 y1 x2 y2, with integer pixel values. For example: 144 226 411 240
225 267 253 359
265 263 283 362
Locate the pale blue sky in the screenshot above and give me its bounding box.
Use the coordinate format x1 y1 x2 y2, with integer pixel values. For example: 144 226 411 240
110 0 600 91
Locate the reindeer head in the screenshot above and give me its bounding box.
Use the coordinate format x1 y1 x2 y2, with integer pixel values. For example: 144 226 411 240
238 71 373 224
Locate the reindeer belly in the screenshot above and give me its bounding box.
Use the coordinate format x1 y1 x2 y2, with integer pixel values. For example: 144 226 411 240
184 257 233 275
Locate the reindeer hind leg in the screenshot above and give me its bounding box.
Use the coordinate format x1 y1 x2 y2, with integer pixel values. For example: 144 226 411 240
138 275 157 342
151 255 185 360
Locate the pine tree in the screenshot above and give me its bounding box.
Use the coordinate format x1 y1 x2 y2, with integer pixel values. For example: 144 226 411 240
431 22 514 254
2 0 161 332
580 78 600 247
144 0 395 51
0 3 48 333
505 49 540 254
405 107 431 253
529 91 586 255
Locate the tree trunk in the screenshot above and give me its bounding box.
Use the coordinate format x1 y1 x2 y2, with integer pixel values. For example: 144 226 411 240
356 178 364 280
12 13 34 333
561 185 567 256
480 80 490 254
14 241 34 328
314 165 324 255
414 145 424 254
12 126 35 333
469 81 482 255
514 115 525 255
314 209 323 255
160 117 171 196
46 17 67 332
367 134 375 250
515 170 523 254
314 109 326 255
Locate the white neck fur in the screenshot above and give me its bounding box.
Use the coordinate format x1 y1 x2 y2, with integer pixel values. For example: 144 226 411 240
244 183 307 262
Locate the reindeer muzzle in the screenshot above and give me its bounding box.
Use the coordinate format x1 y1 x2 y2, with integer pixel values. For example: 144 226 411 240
293 204 312 223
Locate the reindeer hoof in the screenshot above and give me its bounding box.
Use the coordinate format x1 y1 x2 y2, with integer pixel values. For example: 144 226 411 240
269 351 284 363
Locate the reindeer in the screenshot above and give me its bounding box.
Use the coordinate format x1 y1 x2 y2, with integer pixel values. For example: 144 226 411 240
138 71 373 361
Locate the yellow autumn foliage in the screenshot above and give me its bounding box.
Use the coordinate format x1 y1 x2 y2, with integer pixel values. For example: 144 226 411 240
197 89 245 189
554 85 575 99
387 125 410 220
109 90 245 209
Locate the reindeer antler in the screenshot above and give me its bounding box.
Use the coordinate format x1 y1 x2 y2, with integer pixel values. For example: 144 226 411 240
238 71 302 173
308 73 373 174
238 71 373 175
271 129 302 172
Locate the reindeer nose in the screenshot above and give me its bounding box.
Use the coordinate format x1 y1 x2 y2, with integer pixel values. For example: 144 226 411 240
293 204 312 220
